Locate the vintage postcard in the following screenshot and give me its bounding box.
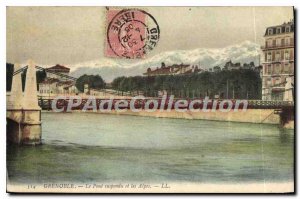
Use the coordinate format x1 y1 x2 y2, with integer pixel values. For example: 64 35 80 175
6 6 294 193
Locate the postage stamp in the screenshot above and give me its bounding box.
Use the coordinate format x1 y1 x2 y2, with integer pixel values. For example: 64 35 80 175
106 8 160 59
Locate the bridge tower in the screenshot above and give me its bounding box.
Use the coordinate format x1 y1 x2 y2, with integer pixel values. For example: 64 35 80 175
7 60 42 145
10 63 23 109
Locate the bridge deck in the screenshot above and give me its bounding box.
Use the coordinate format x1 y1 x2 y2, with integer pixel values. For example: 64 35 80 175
36 98 294 110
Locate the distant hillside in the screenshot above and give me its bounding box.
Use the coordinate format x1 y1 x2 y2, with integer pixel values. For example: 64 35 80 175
70 40 261 82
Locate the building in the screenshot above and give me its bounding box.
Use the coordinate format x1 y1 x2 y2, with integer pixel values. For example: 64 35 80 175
144 60 262 77
38 78 78 97
243 62 255 70
223 60 242 71
46 64 71 81
221 60 261 74
143 62 201 76
38 64 78 96
261 20 294 101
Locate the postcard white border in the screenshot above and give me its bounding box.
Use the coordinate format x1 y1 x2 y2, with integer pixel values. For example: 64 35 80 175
1 0 298 198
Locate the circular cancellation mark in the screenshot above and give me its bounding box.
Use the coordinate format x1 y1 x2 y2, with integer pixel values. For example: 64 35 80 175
107 9 160 59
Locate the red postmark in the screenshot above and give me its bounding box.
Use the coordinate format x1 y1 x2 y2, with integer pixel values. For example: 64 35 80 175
106 9 160 59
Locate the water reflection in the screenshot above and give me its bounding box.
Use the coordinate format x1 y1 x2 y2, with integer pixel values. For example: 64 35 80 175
279 127 292 144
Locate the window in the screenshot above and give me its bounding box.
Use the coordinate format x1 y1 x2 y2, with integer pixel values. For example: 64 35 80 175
263 79 267 87
285 50 290 60
291 63 294 73
277 28 281 34
264 65 267 74
285 37 289 45
268 65 272 75
268 40 272 46
276 39 281 46
275 64 280 74
268 29 273 35
267 53 272 62
267 78 271 86
286 27 290 32
290 38 293 46
271 92 283 101
290 49 294 60
284 64 289 73
275 51 280 61
265 52 267 61
265 66 268 75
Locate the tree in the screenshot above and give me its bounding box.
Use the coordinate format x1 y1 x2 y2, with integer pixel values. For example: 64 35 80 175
75 74 106 92
111 69 262 99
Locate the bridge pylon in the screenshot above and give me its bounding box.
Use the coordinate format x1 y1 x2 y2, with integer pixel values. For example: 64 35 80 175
10 63 23 109
7 59 42 145
23 59 40 110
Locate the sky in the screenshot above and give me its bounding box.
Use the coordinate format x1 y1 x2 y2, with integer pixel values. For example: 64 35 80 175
6 6 294 66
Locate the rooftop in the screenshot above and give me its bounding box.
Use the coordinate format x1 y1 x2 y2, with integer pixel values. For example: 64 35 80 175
264 20 294 36
47 64 70 72
144 63 195 76
40 78 75 85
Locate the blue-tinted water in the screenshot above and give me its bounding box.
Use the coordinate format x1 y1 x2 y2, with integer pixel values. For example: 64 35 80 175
7 112 294 184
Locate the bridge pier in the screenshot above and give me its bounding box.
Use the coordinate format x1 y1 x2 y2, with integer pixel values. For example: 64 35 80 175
20 110 42 145
7 60 42 145
7 110 42 145
280 107 294 129
7 116 22 144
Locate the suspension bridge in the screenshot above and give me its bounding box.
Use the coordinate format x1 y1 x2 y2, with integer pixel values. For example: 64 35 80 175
7 60 295 145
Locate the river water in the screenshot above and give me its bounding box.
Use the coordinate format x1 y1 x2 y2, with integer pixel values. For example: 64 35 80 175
7 112 294 184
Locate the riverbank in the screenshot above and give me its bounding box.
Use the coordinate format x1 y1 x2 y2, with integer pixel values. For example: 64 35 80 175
43 109 294 129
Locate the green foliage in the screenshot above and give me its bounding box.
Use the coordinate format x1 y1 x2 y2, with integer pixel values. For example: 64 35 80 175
75 74 106 92
111 70 262 99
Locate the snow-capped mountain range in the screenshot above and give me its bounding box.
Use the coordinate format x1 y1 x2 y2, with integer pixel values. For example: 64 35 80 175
70 40 261 82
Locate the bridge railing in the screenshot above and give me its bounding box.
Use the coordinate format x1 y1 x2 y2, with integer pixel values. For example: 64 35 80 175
247 100 294 109
37 97 294 111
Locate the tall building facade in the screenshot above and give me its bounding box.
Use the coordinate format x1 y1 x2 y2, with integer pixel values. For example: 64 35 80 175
261 20 294 101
